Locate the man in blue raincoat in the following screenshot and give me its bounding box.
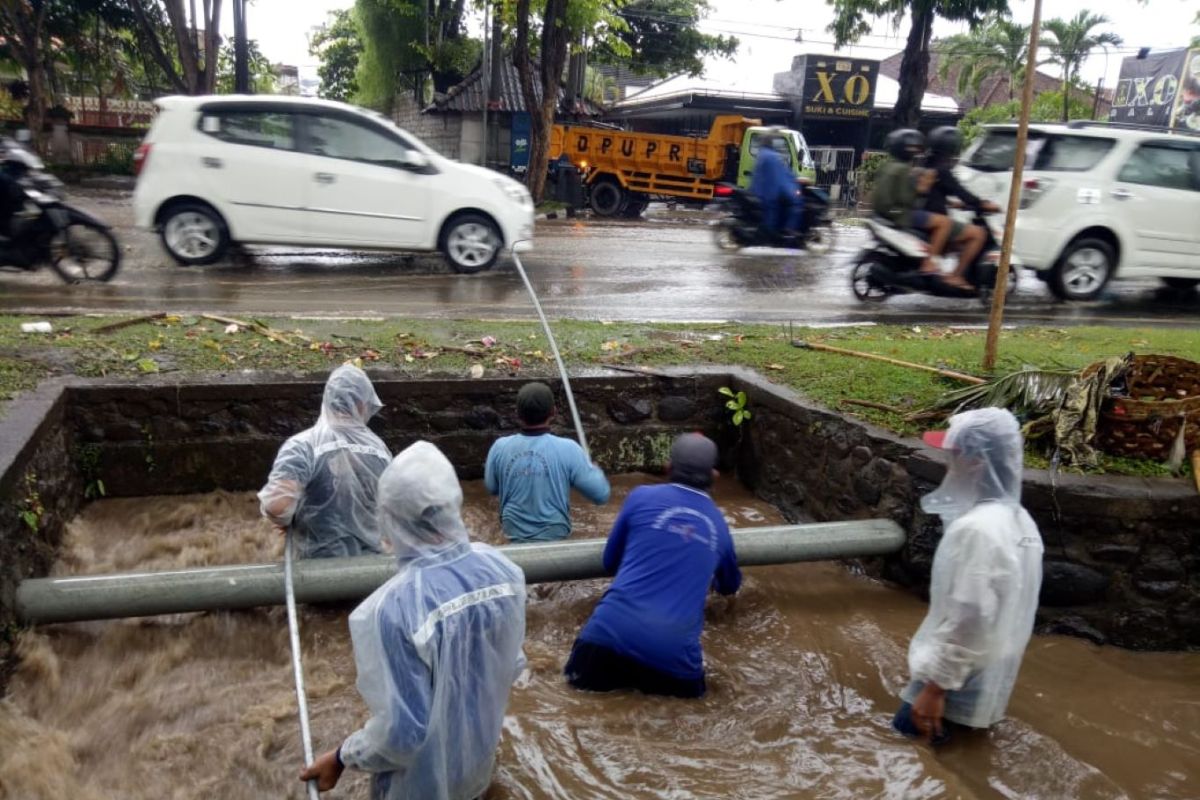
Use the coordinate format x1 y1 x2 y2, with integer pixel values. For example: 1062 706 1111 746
749 133 802 239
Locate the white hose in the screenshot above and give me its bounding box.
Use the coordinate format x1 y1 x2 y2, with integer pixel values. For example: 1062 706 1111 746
285 530 321 800
510 242 590 461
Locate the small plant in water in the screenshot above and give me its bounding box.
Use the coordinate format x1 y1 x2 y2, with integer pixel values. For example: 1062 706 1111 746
18 471 44 532
718 387 752 426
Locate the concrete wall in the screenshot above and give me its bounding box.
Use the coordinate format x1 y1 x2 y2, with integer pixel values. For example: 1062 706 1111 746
2 368 1197 695
727 369 1200 651
393 102 463 161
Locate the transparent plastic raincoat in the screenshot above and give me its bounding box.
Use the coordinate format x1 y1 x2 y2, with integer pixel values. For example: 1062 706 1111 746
903 408 1045 729
341 441 527 800
258 364 391 558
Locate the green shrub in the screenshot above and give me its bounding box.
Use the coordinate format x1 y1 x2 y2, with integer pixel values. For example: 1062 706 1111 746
855 151 889 204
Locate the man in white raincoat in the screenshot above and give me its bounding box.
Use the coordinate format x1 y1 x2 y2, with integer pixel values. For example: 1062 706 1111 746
301 441 527 799
259 364 391 558
893 407 1044 744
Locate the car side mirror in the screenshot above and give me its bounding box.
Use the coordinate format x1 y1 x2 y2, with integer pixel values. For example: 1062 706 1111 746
402 150 431 172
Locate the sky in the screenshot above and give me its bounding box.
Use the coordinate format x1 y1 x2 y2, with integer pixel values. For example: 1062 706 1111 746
237 0 1199 92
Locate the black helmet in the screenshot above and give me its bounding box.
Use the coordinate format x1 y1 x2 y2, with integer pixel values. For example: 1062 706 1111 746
929 126 964 159
885 128 926 161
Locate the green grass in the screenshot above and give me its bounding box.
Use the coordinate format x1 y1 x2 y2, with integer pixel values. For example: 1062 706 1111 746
1 314 1196 477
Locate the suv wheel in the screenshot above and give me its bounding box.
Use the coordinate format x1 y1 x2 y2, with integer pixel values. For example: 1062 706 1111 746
160 203 229 266
1049 238 1115 302
442 214 500 274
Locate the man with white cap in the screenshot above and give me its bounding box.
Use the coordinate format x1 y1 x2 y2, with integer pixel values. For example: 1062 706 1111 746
564 433 741 698
893 407 1044 744
300 441 527 799
259 363 391 558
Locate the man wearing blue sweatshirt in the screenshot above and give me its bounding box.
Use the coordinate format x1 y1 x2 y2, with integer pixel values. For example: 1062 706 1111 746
485 382 610 542
564 433 741 698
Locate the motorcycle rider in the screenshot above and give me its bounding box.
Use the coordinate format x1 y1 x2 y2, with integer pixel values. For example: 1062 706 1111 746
872 129 953 281
0 146 27 239
749 132 802 241
922 127 1001 291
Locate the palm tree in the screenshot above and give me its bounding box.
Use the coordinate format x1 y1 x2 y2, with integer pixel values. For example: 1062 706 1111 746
1042 11 1123 122
939 16 1031 105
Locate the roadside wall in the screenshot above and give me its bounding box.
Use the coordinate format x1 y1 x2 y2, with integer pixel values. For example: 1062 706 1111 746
393 101 463 160
727 369 1200 650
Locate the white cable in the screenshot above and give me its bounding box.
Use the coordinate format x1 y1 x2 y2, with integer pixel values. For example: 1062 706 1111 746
285 530 321 800
510 242 590 462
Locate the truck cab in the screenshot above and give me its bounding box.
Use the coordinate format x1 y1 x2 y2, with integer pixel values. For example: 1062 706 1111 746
738 127 817 188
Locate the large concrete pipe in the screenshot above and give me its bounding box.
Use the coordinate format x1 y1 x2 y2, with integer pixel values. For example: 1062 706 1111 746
16 520 904 625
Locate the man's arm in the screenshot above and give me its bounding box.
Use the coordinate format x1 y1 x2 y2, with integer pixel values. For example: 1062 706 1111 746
940 166 986 210
601 496 634 574
570 442 611 505
258 438 313 527
340 605 432 773
712 520 742 596
484 442 502 497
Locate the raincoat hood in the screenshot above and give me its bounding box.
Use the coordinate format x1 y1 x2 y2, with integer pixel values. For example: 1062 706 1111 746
321 363 383 427
921 407 1024 526
378 441 469 561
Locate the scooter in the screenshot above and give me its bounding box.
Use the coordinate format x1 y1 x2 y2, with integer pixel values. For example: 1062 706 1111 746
712 182 836 255
0 134 120 284
849 209 1019 304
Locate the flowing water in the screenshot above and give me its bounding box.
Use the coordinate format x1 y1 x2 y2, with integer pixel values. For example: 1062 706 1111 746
1 476 1198 800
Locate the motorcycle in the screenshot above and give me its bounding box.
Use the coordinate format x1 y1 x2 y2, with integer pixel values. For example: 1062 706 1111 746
712 181 836 255
849 209 1019 305
0 134 120 284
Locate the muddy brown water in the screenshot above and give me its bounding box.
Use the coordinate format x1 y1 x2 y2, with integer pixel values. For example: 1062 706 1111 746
1 475 1198 800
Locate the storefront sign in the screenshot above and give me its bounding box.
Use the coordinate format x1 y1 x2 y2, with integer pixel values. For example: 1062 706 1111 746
794 56 878 119
511 112 531 172
1110 47 1200 131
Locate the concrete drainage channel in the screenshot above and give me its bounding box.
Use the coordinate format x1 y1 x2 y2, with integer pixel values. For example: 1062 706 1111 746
1 368 1198 687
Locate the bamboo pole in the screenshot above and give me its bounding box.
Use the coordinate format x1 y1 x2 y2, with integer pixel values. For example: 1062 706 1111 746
983 0 1043 372
792 340 986 385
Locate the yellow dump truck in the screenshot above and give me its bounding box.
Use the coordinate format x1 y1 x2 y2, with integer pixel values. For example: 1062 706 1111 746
549 115 814 217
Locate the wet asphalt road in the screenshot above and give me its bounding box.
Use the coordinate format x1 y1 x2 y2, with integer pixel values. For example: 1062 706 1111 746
1 188 1197 327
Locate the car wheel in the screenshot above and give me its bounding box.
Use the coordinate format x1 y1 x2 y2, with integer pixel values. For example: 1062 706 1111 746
1161 277 1200 291
442 214 501 274
1049 238 1115 301
160 203 229 266
589 180 625 217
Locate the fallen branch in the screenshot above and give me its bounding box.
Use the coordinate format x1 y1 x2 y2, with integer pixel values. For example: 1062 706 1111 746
93 312 166 334
792 340 986 385
602 364 673 378
840 398 908 415
201 314 300 347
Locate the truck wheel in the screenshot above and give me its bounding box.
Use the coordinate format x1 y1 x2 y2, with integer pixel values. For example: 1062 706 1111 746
589 180 625 217
620 197 649 218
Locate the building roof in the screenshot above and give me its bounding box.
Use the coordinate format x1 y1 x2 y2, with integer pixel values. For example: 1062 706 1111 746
878 51 1110 114
617 68 959 114
430 56 604 117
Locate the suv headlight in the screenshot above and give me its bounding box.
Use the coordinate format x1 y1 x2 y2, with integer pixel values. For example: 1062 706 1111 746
494 177 532 208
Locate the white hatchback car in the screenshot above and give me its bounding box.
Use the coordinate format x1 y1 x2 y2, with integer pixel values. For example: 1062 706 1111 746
133 95 534 273
957 122 1200 301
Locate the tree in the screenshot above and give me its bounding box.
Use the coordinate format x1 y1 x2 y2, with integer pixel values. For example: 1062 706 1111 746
1041 11 1121 122
958 89 1093 144
216 39 275 94
0 1 54 149
938 15 1030 104
828 0 1008 128
309 8 361 102
594 0 738 78
513 0 629 202
126 0 223 95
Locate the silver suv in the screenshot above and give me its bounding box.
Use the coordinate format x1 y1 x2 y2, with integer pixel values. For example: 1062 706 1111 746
957 122 1200 301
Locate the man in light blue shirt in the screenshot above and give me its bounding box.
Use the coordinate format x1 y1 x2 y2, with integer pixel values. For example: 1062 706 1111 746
485 382 610 542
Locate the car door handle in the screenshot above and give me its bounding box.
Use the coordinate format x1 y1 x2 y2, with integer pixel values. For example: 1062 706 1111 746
1111 188 1134 200
314 172 336 184
202 157 223 169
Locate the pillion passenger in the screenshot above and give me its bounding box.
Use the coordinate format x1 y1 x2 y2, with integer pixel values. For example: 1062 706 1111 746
893 408 1044 744
300 441 527 799
564 433 741 698
485 381 610 542
258 364 391 558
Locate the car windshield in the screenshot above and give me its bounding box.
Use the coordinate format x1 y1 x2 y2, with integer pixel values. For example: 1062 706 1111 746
964 130 1116 173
